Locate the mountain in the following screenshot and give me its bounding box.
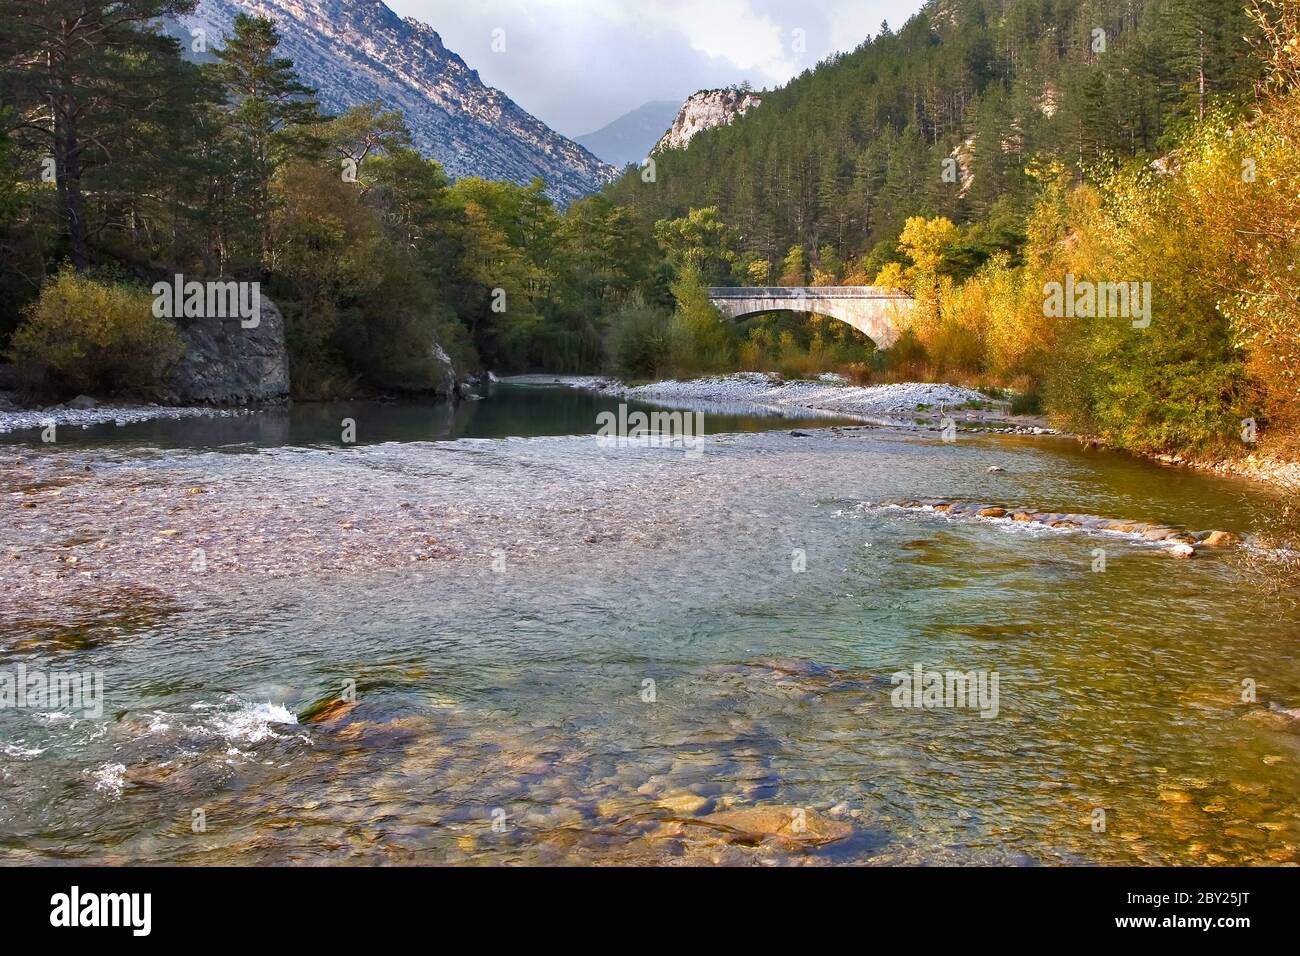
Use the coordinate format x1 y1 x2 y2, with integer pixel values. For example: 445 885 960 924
654 88 762 153
179 0 616 204
606 0 1258 263
574 100 681 169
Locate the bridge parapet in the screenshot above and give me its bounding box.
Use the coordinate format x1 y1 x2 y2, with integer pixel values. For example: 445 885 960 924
708 286 909 300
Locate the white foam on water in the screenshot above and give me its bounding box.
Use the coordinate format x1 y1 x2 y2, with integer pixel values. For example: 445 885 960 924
206 700 299 744
130 699 301 747
2 743 45 758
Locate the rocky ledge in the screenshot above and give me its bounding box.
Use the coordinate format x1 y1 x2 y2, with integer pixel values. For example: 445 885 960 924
1146 450 1300 489
876 497 1246 557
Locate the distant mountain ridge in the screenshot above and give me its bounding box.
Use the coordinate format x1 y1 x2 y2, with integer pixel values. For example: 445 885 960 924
575 100 681 169
179 0 616 203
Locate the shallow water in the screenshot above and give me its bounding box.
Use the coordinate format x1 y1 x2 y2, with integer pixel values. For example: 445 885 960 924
1 386 1298 865
0 383 858 449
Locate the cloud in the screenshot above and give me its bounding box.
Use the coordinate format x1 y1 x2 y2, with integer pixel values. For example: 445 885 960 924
654 0 790 75
387 0 922 136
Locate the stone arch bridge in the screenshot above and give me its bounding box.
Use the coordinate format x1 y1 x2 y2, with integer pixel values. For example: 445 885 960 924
708 287 913 349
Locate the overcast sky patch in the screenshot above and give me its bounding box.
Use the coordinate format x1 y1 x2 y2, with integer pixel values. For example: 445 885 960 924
387 0 924 137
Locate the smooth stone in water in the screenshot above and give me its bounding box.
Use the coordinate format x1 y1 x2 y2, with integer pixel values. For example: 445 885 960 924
299 696 356 724
659 792 712 816
687 805 853 846
1201 530 1241 548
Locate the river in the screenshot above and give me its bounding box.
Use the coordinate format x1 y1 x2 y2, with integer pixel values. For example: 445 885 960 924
1 383 1297 865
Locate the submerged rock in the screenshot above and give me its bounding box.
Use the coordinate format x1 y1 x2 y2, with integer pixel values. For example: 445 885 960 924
880 498 1245 555
299 696 357 724
659 792 713 816
1201 530 1241 548
686 806 853 846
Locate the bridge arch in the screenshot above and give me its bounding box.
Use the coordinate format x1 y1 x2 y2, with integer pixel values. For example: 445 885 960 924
707 286 913 349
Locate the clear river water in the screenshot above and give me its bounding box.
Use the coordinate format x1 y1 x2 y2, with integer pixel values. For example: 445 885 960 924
1 383 1297 865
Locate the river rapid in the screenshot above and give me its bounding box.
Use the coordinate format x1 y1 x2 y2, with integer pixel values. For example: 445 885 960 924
1 384 1297 865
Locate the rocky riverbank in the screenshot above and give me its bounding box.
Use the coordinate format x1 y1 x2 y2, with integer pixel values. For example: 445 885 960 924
1141 449 1300 489
501 372 1057 434
505 373 1300 488
0 396 262 436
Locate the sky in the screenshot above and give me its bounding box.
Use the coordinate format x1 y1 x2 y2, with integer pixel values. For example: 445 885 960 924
386 0 926 138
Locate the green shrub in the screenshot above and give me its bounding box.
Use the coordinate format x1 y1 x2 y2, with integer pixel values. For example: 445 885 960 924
606 295 674 380
1009 390 1042 416
666 266 736 376
7 269 184 397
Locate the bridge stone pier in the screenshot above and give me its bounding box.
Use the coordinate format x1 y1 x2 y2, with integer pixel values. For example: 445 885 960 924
707 286 913 349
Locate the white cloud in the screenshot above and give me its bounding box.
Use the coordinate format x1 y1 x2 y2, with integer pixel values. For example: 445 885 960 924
387 0 923 136
652 0 790 76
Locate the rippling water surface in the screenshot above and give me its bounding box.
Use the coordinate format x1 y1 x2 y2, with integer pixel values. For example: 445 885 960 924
1 386 1297 865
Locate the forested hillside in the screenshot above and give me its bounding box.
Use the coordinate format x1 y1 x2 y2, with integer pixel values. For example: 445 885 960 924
607 0 1259 270
0 3 664 394
2 0 1297 473
603 0 1300 470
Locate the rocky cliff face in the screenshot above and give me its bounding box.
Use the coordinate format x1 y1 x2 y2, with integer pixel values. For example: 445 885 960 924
163 298 290 405
179 0 616 204
654 88 762 153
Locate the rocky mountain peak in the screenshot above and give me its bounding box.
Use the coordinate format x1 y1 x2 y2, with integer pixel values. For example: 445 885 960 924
654 88 762 153
180 0 615 204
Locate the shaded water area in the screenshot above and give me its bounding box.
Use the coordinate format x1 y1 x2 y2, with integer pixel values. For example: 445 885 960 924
1 385 1298 865
1 382 858 449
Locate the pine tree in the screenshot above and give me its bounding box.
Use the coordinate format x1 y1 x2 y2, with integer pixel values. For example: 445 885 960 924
0 0 196 269
207 14 320 271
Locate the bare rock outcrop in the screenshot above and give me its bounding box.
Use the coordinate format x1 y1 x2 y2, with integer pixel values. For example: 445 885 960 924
654 88 761 152
162 296 290 405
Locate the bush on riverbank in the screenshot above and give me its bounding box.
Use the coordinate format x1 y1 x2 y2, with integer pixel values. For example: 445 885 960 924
605 295 676 380
665 266 736 377
735 312 878 381
1252 487 1300 600
1177 12 1300 458
7 269 183 398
